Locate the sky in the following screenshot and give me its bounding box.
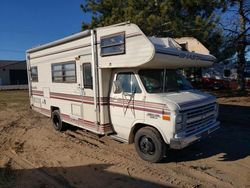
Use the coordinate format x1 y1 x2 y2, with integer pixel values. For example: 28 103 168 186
0 1 249 61
0 0 91 60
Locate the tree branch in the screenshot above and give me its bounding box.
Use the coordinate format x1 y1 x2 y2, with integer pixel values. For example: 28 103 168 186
218 23 239 34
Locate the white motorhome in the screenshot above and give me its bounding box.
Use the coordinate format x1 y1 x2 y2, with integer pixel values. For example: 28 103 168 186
26 23 220 162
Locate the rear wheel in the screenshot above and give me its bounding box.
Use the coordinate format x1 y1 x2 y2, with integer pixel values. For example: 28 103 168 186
134 127 166 163
51 110 65 131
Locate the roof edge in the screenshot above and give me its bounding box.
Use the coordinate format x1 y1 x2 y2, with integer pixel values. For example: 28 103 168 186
27 30 91 54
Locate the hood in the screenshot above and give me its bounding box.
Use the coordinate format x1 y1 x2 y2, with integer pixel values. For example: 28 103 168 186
148 90 216 111
164 90 216 110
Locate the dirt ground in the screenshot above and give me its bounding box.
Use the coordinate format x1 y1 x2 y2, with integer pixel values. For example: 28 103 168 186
0 90 249 188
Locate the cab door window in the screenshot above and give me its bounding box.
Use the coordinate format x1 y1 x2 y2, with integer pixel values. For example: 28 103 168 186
115 72 141 93
82 63 93 89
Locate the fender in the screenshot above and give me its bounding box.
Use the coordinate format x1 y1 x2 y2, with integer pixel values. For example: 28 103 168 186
129 120 169 145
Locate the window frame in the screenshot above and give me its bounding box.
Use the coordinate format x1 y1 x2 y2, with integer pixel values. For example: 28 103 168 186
51 61 77 83
31 66 38 82
114 72 142 94
82 63 93 89
100 32 126 57
138 69 193 93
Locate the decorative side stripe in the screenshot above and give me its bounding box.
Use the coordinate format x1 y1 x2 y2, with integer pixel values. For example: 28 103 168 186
109 98 167 109
30 43 92 60
156 50 215 62
32 91 169 114
109 102 170 115
31 106 112 133
32 106 50 116
32 90 44 96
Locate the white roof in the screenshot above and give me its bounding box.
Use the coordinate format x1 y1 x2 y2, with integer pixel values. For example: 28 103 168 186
148 37 182 50
174 37 210 55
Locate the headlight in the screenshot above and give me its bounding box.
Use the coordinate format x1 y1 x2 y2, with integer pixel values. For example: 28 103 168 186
175 123 183 132
175 114 184 132
176 114 183 124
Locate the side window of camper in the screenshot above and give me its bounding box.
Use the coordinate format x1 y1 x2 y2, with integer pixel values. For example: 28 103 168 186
83 63 93 89
100 32 125 56
115 72 141 94
31 66 38 82
52 62 76 83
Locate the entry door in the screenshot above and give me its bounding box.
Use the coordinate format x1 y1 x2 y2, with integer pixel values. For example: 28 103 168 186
81 63 97 128
110 72 145 139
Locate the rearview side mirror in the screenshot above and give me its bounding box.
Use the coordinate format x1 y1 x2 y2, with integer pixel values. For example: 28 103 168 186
113 80 122 93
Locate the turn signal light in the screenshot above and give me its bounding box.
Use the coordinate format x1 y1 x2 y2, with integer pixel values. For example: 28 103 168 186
162 115 170 121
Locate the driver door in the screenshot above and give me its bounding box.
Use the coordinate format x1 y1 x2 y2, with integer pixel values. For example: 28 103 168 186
110 71 145 139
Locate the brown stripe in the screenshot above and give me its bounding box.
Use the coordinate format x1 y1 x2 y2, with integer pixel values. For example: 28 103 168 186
33 93 43 97
32 106 111 132
126 33 143 38
110 103 166 114
32 91 169 114
110 98 166 109
30 43 91 60
50 92 108 102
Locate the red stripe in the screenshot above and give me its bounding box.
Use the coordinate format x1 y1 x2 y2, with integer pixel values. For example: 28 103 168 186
32 106 50 116
109 98 166 109
50 92 108 102
32 91 169 114
51 109 110 130
110 103 166 114
50 95 109 105
33 93 43 97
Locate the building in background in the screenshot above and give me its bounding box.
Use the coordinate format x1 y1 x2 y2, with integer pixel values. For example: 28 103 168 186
0 60 28 89
174 37 211 88
175 37 210 55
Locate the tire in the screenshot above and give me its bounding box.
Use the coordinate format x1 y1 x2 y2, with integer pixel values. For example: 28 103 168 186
51 110 65 131
134 127 166 163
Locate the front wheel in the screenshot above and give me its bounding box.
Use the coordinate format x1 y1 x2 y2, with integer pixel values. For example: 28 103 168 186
134 127 166 163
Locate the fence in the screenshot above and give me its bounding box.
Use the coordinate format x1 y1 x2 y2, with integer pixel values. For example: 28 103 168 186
0 84 28 90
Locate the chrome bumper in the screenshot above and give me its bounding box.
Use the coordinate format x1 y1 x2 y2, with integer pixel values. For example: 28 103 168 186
170 121 220 149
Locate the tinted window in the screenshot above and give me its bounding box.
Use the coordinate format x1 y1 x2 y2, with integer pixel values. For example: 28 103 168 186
83 63 93 89
31 66 38 82
101 34 124 47
139 69 164 93
52 62 76 83
139 69 193 93
115 72 141 93
100 32 125 56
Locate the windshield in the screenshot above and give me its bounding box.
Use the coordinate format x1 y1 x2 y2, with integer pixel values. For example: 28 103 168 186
139 69 193 93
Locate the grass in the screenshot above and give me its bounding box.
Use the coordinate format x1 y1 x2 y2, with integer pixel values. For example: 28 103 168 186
0 90 29 104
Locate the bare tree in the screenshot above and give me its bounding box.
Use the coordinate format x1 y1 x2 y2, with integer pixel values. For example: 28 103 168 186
221 0 250 90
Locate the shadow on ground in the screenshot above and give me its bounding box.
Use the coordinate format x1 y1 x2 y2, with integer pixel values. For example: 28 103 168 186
0 163 171 188
164 103 250 163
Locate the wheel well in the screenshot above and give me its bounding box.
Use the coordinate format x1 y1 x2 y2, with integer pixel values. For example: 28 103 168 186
128 124 162 144
50 106 59 117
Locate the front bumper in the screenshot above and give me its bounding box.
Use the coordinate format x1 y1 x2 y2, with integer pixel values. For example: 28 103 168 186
170 121 220 149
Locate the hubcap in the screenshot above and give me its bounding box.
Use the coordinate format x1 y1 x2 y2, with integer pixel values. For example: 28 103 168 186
139 136 155 155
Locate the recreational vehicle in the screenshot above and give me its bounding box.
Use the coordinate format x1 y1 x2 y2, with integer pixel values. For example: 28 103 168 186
26 23 220 162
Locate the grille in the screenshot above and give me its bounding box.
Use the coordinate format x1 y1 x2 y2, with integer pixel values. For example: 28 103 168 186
181 102 216 137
